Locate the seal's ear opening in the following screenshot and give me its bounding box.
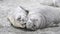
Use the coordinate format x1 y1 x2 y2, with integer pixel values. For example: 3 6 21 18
20 6 29 15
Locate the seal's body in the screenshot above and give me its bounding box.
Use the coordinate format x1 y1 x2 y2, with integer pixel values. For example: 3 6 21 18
7 4 60 30
25 5 60 30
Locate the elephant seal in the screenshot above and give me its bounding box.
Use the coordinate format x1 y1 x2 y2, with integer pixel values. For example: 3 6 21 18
7 6 28 28
25 5 60 30
7 4 60 30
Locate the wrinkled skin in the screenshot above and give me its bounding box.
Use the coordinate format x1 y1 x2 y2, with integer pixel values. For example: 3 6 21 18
25 5 60 30
8 5 60 30
7 6 28 28
26 13 46 30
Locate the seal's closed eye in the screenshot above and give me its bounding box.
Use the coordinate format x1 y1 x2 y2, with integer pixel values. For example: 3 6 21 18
17 16 21 21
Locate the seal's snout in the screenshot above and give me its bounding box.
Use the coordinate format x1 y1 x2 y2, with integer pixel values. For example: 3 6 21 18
20 23 26 28
22 23 26 26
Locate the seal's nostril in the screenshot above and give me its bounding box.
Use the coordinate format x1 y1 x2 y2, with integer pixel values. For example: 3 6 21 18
22 23 26 25
24 23 26 25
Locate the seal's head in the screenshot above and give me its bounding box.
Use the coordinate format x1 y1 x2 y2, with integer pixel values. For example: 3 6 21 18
25 13 40 30
7 6 29 28
25 13 46 30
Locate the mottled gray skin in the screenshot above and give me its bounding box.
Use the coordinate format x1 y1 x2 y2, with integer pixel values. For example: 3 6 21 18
26 13 46 30
8 4 60 30
25 5 60 30
7 6 28 28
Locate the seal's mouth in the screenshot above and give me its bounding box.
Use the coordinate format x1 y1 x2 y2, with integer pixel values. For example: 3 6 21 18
22 23 26 28
18 23 26 28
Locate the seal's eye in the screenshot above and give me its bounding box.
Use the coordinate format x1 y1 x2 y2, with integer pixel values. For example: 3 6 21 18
22 19 24 22
17 16 21 21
